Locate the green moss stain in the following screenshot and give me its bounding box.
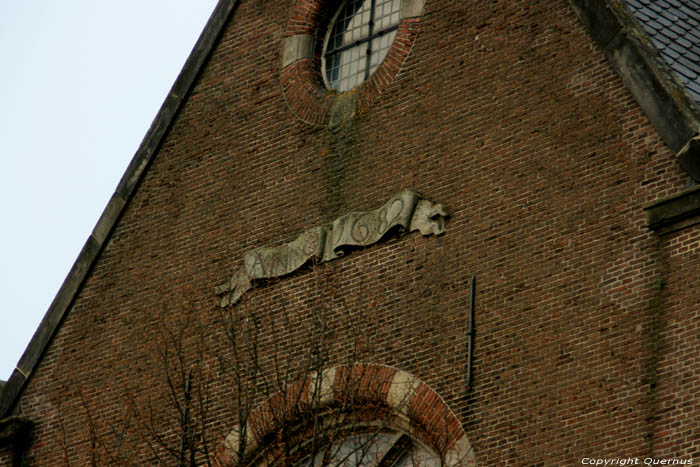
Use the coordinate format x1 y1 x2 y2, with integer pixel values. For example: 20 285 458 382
322 92 357 216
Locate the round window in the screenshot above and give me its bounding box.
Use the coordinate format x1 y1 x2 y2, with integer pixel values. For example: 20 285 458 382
281 0 424 125
323 0 402 92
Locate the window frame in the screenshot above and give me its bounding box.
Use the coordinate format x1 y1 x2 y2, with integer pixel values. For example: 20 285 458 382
321 0 402 92
280 0 426 126
290 426 442 467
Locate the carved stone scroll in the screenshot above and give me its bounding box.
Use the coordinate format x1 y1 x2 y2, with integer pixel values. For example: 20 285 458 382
216 190 448 307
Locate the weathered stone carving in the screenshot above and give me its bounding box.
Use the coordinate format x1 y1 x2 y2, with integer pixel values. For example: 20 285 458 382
216 190 448 307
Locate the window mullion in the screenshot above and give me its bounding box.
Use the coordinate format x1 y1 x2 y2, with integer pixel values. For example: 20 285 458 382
377 434 412 467
364 0 377 81
324 0 405 91
326 24 398 57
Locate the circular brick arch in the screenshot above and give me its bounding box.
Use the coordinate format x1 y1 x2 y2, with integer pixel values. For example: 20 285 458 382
280 0 425 126
213 363 476 466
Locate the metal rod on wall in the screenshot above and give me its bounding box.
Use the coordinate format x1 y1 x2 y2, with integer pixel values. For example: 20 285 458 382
467 275 475 393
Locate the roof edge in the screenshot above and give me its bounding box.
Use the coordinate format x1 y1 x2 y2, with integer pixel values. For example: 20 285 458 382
0 0 240 418
568 0 700 181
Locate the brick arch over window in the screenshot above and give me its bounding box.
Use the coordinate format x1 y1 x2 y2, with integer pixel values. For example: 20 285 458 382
213 363 476 466
280 0 424 126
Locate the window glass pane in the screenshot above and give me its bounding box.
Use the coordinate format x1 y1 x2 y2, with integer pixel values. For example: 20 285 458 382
308 432 400 466
361 9 371 37
375 0 401 29
344 0 371 41
327 54 341 84
293 430 441 467
324 0 402 91
396 445 442 467
368 30 396 74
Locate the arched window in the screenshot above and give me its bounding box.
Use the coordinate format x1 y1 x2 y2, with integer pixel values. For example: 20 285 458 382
215 364 476 466
295 428 441 466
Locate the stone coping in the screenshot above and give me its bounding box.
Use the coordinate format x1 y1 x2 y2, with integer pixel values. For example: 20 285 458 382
645 184 700 234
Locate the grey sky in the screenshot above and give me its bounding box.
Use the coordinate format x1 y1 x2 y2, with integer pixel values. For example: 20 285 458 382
1 1 219 380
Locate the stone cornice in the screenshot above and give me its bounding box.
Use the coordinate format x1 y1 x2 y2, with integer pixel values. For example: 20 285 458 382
0 416 33 449
645 185 700 235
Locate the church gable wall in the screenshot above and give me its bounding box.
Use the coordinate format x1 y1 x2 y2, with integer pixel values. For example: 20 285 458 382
6 0 697 465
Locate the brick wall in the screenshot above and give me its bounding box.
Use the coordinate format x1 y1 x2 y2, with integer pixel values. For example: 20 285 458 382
652 224 700 459
5 0 697 465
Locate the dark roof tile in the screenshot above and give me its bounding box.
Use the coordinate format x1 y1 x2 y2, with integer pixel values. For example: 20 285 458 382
685 7 700 22
668 40 690 56
659 27 680 41
677 35 693 48
624 0 700 108
677 55 700 74
661 48 681 60
684 29 700 45
653 34 671 47
646 1 670 14
642 22 658 36
656 15 673 27
685 78 700 95
640 6 659 20
646 18 664 30
667 23 686 36
662 8 687 21
674 62 698 80
683 49 700 62
635 10 651 23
